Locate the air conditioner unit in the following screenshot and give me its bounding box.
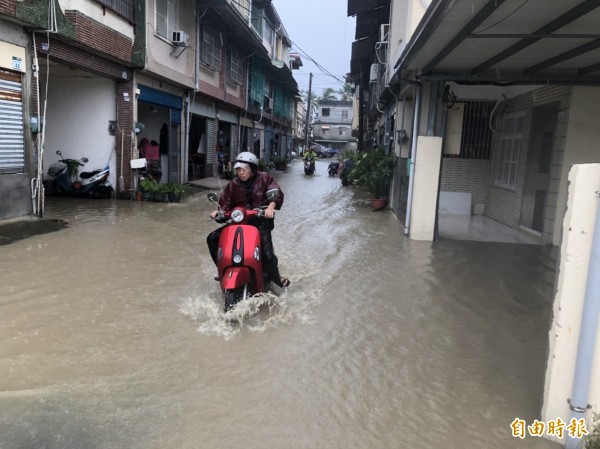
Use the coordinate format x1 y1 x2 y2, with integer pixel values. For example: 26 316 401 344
369 63 379 83
171 30 189 47
379 23 390 44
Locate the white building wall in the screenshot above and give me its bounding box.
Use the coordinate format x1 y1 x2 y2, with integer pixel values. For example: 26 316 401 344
553 87 600 246
542 163 600 443
145 0 196 89
42 66 116 188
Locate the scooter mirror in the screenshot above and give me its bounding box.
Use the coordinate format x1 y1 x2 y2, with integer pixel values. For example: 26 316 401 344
266 188 279 200
207 192 218 202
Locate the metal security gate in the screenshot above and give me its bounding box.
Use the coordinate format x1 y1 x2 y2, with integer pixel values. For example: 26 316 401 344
0 69 24 174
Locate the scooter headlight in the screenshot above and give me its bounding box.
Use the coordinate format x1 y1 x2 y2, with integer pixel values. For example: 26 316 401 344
233 254 242 263
231 209 245 223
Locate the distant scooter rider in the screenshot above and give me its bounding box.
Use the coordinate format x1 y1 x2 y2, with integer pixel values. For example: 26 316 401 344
303 148 317 161
206 151 290 288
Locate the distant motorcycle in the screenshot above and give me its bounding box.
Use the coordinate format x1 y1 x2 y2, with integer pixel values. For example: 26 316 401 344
304 157 315 175
328 161 340 176
47 150 113 198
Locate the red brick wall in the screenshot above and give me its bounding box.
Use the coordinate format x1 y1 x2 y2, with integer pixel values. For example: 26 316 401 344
64 10 132 64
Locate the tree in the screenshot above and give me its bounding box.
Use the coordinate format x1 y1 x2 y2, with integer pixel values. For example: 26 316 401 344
337 83 354 101
319 87 338 102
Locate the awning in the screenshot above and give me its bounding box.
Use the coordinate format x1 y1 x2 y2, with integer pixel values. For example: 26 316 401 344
393 0 600 86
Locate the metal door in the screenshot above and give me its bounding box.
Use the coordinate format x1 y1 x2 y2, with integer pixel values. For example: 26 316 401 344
520 103 559 234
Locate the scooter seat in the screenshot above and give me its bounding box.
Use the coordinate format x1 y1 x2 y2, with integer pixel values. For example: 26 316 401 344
80 170 101 179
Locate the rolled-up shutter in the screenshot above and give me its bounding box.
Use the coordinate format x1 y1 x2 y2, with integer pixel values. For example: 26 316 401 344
0 69 24 174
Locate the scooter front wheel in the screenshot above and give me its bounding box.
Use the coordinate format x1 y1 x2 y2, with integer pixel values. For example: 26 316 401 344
224 285 248 312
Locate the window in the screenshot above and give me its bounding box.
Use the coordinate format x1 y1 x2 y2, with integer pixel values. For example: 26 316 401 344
93 0 134 23
322 108 330 117
227 47 243 84
493 111 525 190
338 127 344 136
342 110 349 119
155 0 177 40
202 25 221 69
251 5 263 35
444 101 495 160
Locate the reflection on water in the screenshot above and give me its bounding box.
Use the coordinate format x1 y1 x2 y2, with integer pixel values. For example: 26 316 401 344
0 159 561 449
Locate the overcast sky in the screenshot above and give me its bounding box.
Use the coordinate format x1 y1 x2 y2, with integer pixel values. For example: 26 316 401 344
272 0 356 98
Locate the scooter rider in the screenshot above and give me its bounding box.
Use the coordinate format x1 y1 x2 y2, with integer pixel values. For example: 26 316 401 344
303 147 317 161
207 151 290 288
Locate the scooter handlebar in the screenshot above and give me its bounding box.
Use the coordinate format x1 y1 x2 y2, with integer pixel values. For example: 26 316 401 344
211 208 265 223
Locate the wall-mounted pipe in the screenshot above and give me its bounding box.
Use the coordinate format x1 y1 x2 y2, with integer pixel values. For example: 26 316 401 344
404 83 422 236
565 190 600 449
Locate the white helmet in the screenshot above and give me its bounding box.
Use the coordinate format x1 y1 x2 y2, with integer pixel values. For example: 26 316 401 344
235 151 259 167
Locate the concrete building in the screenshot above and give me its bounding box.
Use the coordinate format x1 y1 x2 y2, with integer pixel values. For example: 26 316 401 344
312 100 356 152
0 0 301 219
347 0 600 445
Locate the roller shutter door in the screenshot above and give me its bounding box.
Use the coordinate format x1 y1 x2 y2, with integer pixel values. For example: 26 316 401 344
0 69 24 174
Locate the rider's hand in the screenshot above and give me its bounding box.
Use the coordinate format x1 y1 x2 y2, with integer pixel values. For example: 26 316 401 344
210 210 219 219
264 202 276 219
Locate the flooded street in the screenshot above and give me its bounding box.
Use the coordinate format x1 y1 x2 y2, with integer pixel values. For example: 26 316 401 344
0 159 561 449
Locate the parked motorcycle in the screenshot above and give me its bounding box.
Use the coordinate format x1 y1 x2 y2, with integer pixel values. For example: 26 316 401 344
304 157 315 175
328 161 340 176
208 189 279 312
47 150 113 198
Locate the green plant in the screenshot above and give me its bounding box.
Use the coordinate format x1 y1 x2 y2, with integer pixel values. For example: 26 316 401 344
270 156 287 170
258 159 270 173
139 177 158 193
158 182 172 193
586 413 600 449
348 146 397 198
170 183 186 200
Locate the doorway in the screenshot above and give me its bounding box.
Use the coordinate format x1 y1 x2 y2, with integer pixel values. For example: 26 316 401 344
520 102 559 234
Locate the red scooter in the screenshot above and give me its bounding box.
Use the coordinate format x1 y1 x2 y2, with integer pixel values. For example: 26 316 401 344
207 189 279 312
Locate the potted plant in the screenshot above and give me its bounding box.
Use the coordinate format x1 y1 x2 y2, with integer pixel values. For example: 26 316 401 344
258 159 270 173
139 177 158 201
164 183 186 203
348 146 397 210
270 156 287 171
172 183 186 202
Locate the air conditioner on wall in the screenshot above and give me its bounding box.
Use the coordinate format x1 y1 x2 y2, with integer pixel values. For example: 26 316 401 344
369 63 379 83
171 30 189 47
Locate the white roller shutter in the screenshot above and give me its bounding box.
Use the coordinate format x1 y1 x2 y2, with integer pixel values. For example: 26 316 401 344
0 69 24 174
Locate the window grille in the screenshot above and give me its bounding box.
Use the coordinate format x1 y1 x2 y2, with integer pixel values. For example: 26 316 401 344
342 110 348 119
492 111 525 190
202 26 221 69
322 108 330 117
227 47 243 84
93 0 134 23
444 100 495 160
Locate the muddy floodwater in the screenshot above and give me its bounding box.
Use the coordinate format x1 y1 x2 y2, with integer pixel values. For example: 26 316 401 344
0 159 562 448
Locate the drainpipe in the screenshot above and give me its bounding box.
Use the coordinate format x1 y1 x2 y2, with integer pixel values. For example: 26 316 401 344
404 82 422 236
565 190 600 449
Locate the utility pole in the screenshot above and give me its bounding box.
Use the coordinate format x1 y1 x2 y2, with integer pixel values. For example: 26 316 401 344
304 72 313 153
